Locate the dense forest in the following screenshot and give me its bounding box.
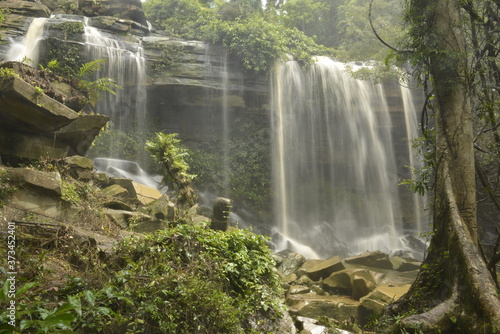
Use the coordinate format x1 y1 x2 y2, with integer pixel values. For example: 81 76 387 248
0 0 499 333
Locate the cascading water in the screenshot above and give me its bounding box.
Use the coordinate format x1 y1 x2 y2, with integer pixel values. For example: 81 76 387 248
271 57 414 258
83 17 146 130
6 17 48 65
400 83 429 235
221 51 231 198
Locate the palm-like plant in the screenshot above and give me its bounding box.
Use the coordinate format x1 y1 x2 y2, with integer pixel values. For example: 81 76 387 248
146 132 197 209
75 59 122 107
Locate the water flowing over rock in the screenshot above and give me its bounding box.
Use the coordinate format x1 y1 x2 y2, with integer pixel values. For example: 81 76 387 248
271 58 427 258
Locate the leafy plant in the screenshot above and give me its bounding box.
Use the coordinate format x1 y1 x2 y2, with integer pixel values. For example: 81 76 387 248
0 224 285 333
146 132 197 208
0 67 18 78
74 59 122 107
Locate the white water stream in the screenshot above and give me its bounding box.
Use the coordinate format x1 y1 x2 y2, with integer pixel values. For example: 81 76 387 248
83 17 147 128
6 17 48 65
271 57 425 258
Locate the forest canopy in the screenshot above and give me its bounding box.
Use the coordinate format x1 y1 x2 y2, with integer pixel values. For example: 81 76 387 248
143 0 406 72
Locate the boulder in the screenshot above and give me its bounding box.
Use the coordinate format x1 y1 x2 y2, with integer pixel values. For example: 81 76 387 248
296 317 329 334
287 294 359 324
352 274 376 300
101 184 129 200
246 309 297 334
344 251 393 270
5 167 62 195
109 178 162 204
210 197 231 231
390 256 422 272
0 129 70 160
0 67 109 161
304 256 345 281
276 250 307 276
132 182 162 205
9 188 67 218
64 155 94 180
359 284 411 325
321 270 352 295
103 200 134 211
55 114 109 156
297 275 314 285
104 208 134 229
0 75 79 132
297 259 324 277
94 172 110 187
130 218 168 233
141 195 175 221
289 285 311 295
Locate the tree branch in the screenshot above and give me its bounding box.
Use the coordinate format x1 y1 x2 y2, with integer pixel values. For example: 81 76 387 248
369 0 412 54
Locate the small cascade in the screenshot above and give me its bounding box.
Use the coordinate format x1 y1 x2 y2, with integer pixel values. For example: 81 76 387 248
83 17 147 130
221 51 231 198
6 17 48 65
400 84 429 235
271 57 408 258
94 158 162 189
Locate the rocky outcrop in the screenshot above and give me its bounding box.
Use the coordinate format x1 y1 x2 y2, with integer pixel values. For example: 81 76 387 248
78 0 149 33
276 250 421 329
0 66 108 162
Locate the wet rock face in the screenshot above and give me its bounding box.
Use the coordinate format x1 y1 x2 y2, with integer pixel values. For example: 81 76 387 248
78 0 148 31
0 63 108 162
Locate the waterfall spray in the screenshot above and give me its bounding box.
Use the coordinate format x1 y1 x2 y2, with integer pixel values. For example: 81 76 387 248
83 17 146 130
6 17 48 66
271 57 412 258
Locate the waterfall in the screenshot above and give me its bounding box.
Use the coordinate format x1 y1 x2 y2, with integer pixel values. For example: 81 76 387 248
400 84 429 235
221 51 231 198
6 17 48 66
83 17 146 130
271 57 408 258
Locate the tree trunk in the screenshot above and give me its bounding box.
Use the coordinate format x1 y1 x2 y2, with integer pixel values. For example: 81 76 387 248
385 0 500 332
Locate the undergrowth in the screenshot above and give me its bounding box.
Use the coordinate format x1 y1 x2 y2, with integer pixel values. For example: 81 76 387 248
0 224 284 333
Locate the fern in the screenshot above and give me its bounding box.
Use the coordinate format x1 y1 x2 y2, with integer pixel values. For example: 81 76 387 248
76 59 106 80
78 77 121 107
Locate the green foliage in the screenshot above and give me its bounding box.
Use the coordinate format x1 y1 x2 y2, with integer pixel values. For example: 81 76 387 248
204 15 321 73
71 59 121 107
88 128 143 160
0 67 18 78
143 0 212 39
188 115 272 215
143 42 185 76
53 21 84 39
79 77 121 107
0 169 16 208
281 0 341 48
45 39 84 77
0 225 284 333
0 9 5 40
75 59 105 80
399 128 436 196
146 132 195 186
144 0 322 74
38 59 60 72
61 180 82 205
146 132 197 207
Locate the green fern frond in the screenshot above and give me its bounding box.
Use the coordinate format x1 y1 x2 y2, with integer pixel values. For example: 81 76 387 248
77 59 106 79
